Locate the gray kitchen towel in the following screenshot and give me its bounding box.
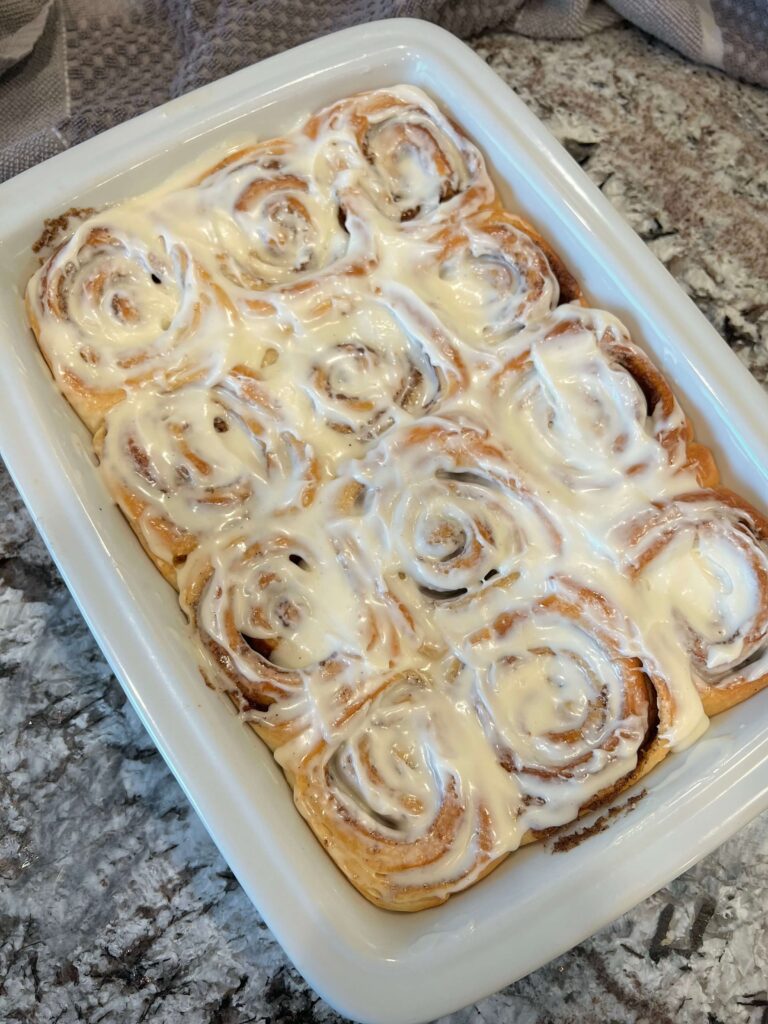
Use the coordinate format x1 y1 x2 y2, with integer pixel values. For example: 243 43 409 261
1 0 766 183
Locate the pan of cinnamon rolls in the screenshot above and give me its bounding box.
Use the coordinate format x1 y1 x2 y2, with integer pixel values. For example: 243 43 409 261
25 84 768 912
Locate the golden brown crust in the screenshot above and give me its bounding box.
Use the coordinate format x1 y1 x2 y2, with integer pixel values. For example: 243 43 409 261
32 207 97 258
494 209 582 305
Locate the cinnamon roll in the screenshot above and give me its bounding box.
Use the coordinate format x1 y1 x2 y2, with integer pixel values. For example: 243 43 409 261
180 139 376 299
95 365 319 586
416 208 579 350
491 305 717 502
335 419 562 651
305 86 494 228
462 582 671 832
292 670 508 910
260 293 465 465
623 490 768 715
181 528 405 752
26 216 236 431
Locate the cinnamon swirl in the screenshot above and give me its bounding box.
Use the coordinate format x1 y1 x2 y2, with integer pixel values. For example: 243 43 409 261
176 139 377 303
622 490 768 715
462 582 671 827
94 366 319 585
27 217 237 431
334 419 562 653
491 305 717 502
259 292 465 465
305 85 495 228
414 209 579 350
181 527 406 753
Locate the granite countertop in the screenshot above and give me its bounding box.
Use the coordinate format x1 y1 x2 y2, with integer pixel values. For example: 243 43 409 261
2 20 768 1024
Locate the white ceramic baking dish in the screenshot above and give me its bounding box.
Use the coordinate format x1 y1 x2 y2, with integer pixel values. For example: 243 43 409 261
1 19 767 1024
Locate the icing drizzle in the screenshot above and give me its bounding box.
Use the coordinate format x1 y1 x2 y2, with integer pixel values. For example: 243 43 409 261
26 84 768 909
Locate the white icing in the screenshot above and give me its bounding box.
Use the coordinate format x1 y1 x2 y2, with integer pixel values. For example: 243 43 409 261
98 373 319 564
26 84 768 905
161 140 355 292
407 218 560 349
626 498 768 683
30 214 237 400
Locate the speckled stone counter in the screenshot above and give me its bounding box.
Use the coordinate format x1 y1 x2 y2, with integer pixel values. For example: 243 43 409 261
2 21 768 1024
